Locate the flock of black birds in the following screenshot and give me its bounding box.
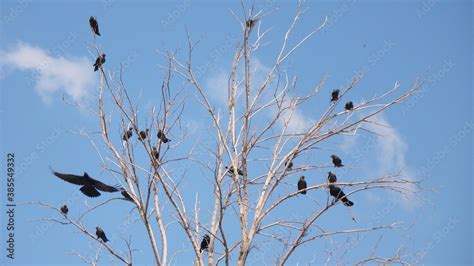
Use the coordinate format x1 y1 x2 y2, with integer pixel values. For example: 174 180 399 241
50 16 175 245
51 16 356 252
296 155 354 207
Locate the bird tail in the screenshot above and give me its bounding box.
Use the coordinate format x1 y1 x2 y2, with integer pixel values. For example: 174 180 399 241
94 65 99 71
342 198 354 206
97 32 101 36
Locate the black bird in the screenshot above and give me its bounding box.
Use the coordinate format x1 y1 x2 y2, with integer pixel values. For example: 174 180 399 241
327 171 337 183
120 189 133 202
329 185 354 206
139 129 149 140
123 127 133 141
95 226 109 242
51 169 119 197
297 176 307 195
345 101 354 110
200 234 210 253
93 54 106 71
285 159 293 170
89 16 101 36
330 155 344 167
246 19 256 29
331 89 340 102
157 130 170 143
225 165 243 176
151 147 159 160
60 205 68 215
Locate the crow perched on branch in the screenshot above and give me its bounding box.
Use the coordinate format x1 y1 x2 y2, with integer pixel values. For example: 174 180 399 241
297 176 307 195
200 234 210 253
327 171 337 183
60 205 68 215
51 168 119 197
151 147 159 160
96 227 109 242
285 159 293 170
157 130 170 143
123 127 133 141
331 155 344 167
93 54 106 72
345 101 354 110
139 129 149 140
329 185 354 206
89 16 101 36
246 19 256 29
225 165 243 176
331 89 340 102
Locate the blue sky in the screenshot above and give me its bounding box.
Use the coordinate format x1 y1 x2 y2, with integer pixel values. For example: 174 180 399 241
0 0 472 265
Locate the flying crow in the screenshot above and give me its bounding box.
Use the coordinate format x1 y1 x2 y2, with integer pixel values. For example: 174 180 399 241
51 169 119 197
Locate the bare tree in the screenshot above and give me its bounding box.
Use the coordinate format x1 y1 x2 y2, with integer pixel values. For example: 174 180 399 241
33 2 422 265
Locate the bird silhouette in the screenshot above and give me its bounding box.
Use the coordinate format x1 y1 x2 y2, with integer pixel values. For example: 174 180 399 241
329 185 354 206
123 127 133 141
225 165 243 176
345 101 354 110
95 226 109 242
331 89 340 102
89 16 101 36
60 205 68 215
139 129 149 140
157 130 170 143
297 176 307 195
327 171 337 183
120 189 133 202
151 147 159 160
246 19 256 29
51 168 119 197
200 234 210 253
331 155 344 167
285 159 293 170
93 54 106 71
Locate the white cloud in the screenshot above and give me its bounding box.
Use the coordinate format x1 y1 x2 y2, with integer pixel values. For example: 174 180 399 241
360 114 419 209
1 42 97 103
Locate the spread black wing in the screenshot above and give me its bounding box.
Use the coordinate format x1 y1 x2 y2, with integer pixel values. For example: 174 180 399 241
51 169 88 186
89 177 119 192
